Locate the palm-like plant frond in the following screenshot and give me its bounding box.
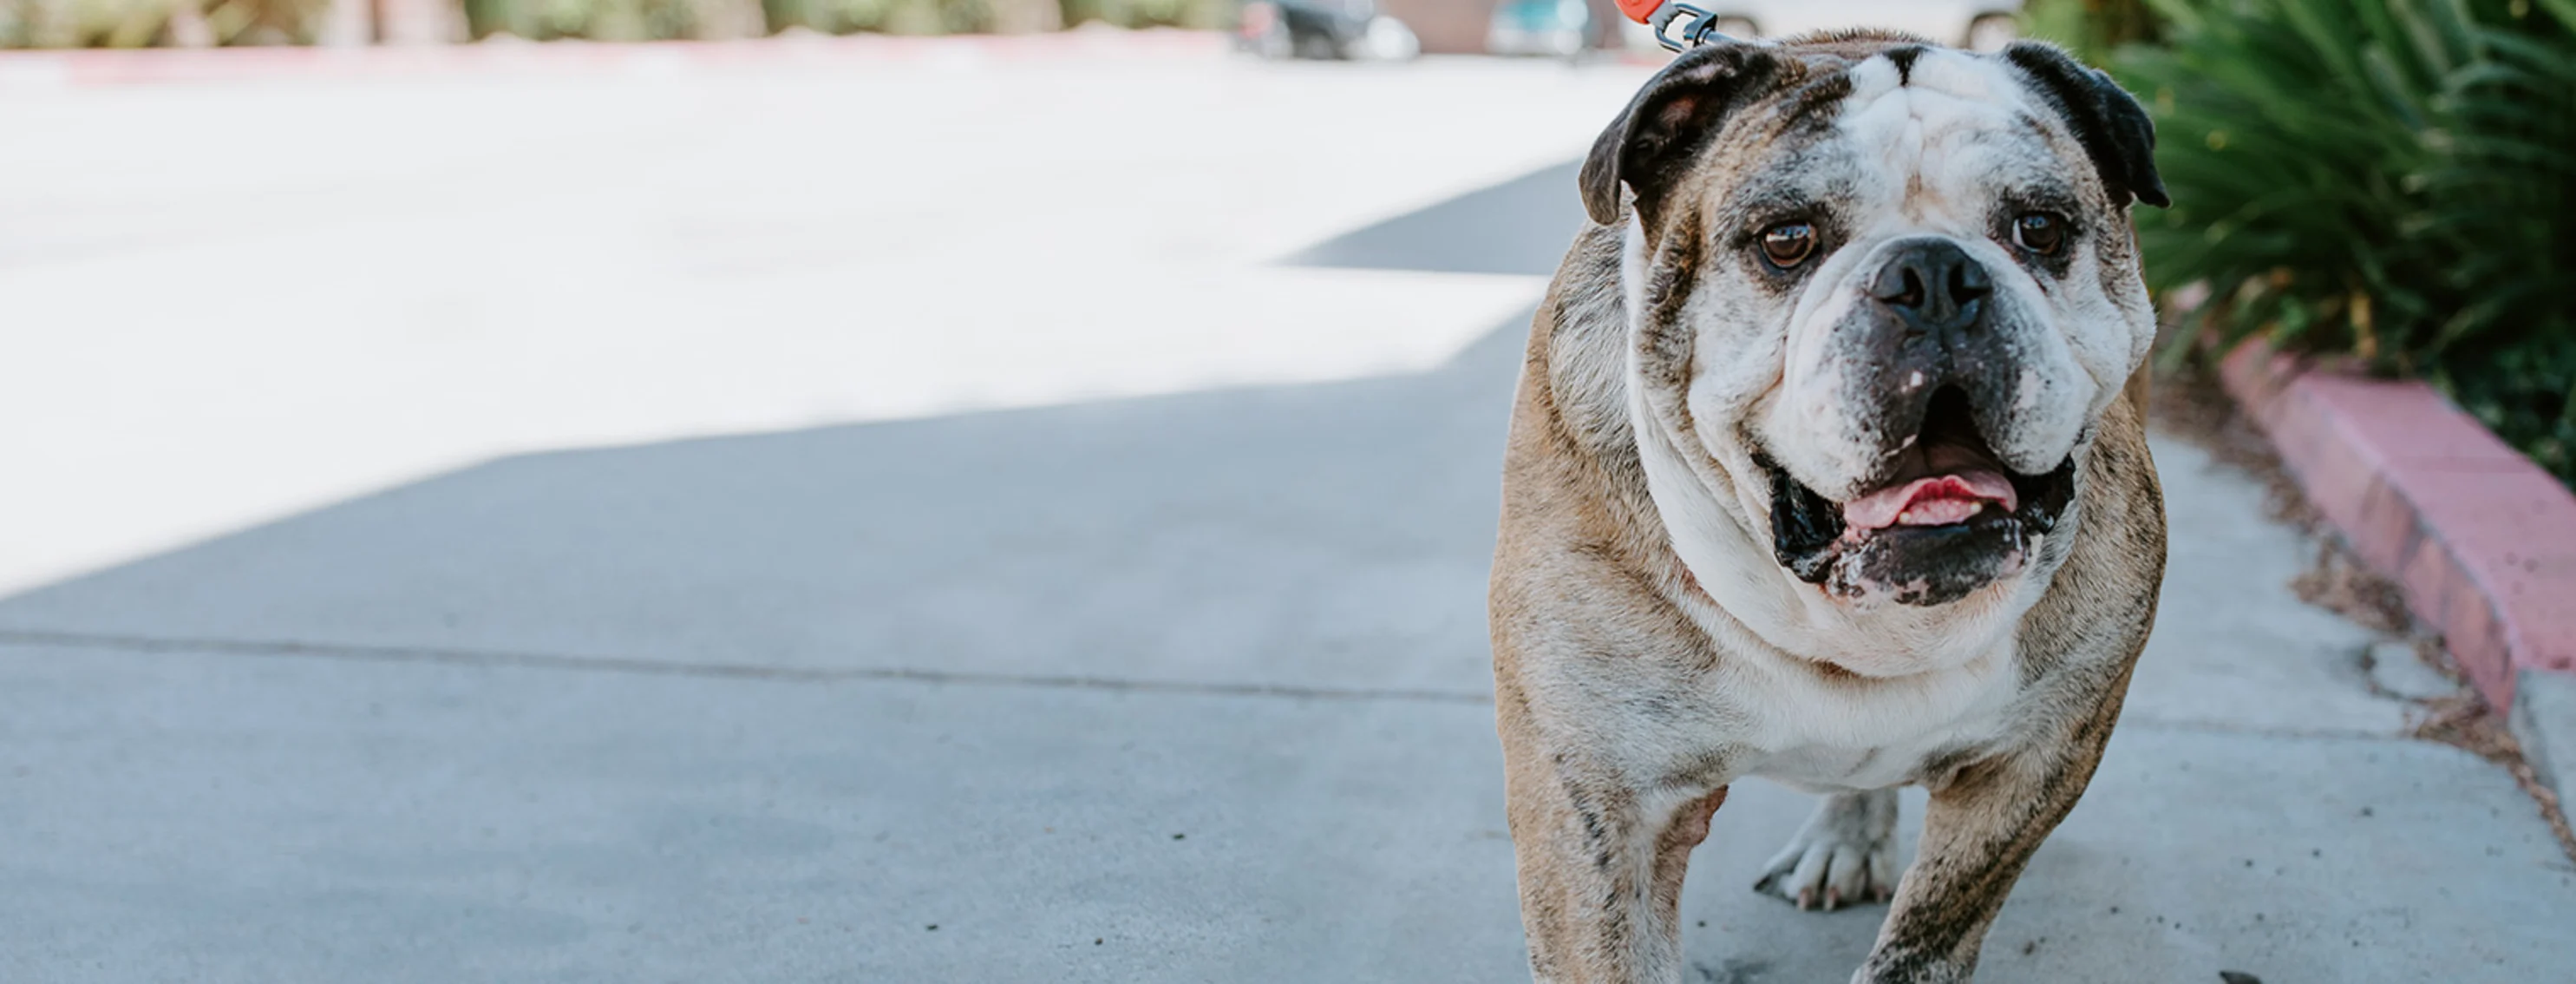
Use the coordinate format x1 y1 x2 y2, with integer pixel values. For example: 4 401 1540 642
2118 0 2576 483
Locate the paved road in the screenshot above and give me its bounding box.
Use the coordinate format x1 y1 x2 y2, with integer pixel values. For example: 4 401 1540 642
3 49 2570 984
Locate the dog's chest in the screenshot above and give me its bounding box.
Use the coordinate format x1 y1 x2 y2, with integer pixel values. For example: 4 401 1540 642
1749 722 2004 792
1724 649 2024 793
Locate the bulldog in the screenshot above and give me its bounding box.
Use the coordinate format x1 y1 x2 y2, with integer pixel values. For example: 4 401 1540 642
1487 32 2170 984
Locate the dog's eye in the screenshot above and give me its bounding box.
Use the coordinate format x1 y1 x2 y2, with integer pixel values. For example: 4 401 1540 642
1759 222 1817 268
2011 213 2067 255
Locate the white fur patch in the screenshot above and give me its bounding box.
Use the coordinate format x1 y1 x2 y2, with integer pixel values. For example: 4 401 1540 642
1618 212 2038 772
1620 215 1651 323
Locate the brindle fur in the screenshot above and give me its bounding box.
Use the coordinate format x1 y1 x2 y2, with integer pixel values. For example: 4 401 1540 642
1488 32 2167 984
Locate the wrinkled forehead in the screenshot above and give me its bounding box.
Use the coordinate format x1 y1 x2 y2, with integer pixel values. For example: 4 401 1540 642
1729 47 2078 221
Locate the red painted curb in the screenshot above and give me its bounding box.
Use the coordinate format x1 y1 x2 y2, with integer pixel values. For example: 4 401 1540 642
2218 339 2576 710
0 30 1225 89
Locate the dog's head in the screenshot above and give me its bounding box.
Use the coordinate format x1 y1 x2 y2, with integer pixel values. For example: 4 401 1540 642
1585 35 2164 668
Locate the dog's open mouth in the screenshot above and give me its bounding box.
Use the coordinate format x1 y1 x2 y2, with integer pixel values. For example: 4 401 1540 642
1769 387 2076 607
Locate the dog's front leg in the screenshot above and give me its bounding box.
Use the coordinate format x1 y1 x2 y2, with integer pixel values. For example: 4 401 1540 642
1498 698 1726 983
1851 679 2128 984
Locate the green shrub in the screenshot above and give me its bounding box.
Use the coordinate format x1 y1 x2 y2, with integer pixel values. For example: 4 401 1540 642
2117 0 2576 484
1 0 184 46
2021 0 2164 63
3 0 327 46
462 0 762 39
762 0 892 31
1057 0 1211 27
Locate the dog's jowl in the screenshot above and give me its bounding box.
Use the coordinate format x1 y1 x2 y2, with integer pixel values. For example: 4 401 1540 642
1488 31 2168 984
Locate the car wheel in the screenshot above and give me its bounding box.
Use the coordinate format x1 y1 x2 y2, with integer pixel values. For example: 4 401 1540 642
1353 16 1420 61
1249 24 1292 58
1237 2 1291 58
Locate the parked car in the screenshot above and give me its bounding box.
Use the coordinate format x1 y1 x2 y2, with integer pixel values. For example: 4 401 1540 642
1488 0 1592 57
1620 0 2023 53
1238 0 1421 61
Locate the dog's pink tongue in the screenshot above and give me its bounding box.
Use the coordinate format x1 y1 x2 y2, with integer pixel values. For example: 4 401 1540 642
1842 471 2019 530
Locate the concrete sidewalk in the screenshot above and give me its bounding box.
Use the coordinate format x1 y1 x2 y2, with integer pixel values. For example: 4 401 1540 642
3 55 2571 984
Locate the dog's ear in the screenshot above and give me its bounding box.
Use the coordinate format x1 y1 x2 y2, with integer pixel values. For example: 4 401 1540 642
1579 43 1782 228
2001 41 2169 209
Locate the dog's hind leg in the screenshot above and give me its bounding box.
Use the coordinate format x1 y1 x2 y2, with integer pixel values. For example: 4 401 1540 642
1752 789 1898 911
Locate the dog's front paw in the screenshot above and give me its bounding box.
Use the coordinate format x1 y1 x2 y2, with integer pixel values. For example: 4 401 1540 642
1753 789 1898 912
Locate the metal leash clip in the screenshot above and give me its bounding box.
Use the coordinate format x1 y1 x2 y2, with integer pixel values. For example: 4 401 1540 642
1645 2 1733 52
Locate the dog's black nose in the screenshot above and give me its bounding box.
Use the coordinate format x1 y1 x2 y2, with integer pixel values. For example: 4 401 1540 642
1870 239 1991 336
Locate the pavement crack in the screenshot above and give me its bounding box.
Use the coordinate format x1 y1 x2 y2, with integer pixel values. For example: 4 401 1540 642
0 630 2426 731
0 629 1495 706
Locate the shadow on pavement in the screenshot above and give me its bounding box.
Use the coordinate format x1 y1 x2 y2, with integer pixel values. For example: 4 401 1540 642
1285 161 1585 276
0 161 1603 699
0 307 1536 696
11 159 2560 984
0 161 1697 983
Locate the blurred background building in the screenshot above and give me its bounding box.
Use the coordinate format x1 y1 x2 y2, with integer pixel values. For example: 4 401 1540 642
0 0 2028 53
